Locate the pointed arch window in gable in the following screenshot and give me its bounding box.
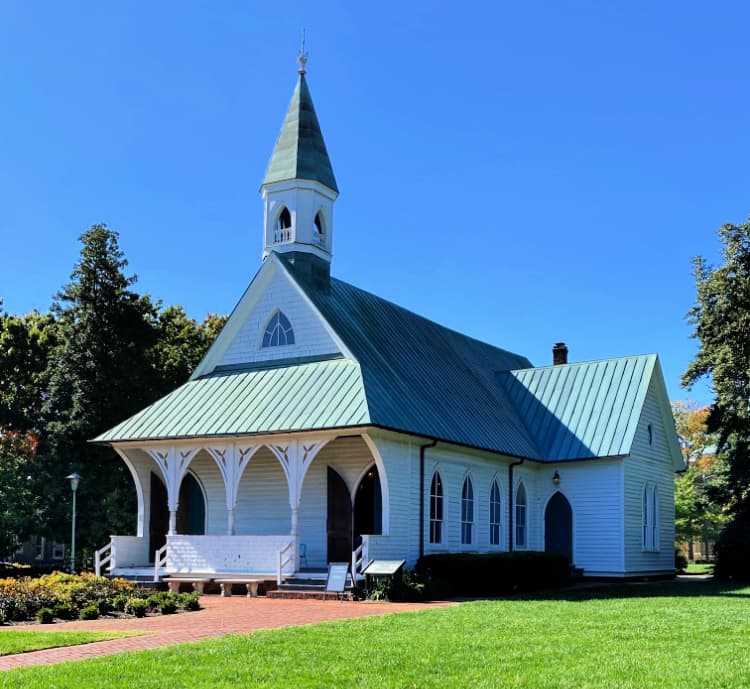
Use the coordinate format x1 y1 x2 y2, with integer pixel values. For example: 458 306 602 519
275 206 292 244
312 211 324 246
262 311 295 348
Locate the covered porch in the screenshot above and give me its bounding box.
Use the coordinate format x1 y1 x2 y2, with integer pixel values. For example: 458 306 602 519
95 433 389 583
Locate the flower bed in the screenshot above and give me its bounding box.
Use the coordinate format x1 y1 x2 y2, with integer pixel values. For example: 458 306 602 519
0 572 200 624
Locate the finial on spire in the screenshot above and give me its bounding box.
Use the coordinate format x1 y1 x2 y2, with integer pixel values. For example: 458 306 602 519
297 29 308 75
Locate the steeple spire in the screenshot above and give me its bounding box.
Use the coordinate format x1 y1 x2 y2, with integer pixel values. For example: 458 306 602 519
262 50 338 192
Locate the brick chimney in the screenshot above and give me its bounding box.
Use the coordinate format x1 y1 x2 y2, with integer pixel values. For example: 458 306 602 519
553 342 568 365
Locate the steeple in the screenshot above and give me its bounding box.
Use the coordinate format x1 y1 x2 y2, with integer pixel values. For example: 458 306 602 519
261 52 338 274
262 71 338 193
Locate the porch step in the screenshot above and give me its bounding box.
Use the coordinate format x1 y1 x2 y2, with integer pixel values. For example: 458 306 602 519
278 576 327 592
267 589 353 601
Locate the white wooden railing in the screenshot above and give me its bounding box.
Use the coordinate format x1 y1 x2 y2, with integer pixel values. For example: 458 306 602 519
277 540 294 585
94 541 113 577
153 544 168 582
352 535 371 581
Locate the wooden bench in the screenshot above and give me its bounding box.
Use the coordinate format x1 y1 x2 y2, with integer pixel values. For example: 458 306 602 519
214 577 268 598
162 576 213 594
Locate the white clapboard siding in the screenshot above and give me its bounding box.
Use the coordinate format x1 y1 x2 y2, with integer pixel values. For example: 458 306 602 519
541 459 624 575
219 265 340 367
188 451 227 535
421 444 521 559
623 375 676 574
234 446 291 535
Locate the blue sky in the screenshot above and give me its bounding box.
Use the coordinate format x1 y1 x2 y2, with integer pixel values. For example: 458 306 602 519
2 2 749 407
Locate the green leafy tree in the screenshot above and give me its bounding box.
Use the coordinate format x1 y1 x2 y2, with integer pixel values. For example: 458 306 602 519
0 310 57 432
672 402 728 560
683 216 750 577
0 431 45 557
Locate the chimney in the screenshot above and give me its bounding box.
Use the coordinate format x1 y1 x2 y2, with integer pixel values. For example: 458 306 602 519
553 342 568 365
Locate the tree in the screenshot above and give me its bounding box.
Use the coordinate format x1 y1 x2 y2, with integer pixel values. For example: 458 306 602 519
41 224 160 550
0 430 45 557
149 306 228 398
672 402 728 560
0 311 57 433
683 216 750 577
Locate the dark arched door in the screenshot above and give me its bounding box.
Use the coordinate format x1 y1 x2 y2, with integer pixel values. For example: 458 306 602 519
545 492 573 564
176 473 206 535
327 467 352 562
354 465 382 543
149 472 168 561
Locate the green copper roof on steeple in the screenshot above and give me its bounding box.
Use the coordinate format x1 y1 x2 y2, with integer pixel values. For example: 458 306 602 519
262 72 338 193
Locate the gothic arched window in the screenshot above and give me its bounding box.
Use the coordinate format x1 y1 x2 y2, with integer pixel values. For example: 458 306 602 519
429 471 444 544
515 483 527 548
262 311 295 348
461 476 474 545
489 479 502 546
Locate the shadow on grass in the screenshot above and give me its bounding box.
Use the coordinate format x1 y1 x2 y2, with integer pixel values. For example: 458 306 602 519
501 579 750 603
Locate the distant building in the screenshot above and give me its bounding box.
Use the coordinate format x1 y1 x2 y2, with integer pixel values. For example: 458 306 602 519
93 58 683 582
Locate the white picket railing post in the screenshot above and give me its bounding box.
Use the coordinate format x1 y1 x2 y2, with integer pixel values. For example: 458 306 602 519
94 540 114 577
277 540 294 585
153 543 168 582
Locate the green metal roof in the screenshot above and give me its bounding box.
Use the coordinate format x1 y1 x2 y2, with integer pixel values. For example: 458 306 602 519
499 355 657 460
262 74 338 192
94 358 368 443
97 253 668 463
278 255 541 458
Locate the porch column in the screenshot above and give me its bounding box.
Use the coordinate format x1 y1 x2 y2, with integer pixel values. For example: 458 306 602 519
207 444 259 535
269 438 329 570
146 446 200 536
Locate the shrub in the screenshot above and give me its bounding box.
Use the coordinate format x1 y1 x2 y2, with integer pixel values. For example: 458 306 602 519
177 592 201 611
714 514 750 581
112 594 129 612
0 609 5 625
125 598 148 618
36 607 54 624
54 603 75 620
675 546 688 572
79 604 99 621
415 551 570 598
158 599 177 615
366 569 426 602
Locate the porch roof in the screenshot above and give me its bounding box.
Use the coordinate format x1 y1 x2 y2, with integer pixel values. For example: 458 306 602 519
93 358 369 442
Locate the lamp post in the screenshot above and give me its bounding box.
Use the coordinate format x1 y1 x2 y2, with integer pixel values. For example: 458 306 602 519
66 472 81 573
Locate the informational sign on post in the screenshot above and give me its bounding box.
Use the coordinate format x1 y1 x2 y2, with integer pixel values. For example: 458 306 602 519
326 562 350 593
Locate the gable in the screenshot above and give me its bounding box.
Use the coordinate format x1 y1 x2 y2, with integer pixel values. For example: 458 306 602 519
192 255 349 379
629 359 684 471
500 355 658 461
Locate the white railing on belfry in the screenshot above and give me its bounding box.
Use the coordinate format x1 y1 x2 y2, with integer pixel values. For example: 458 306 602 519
94 541 114 577
277 541 294 585
153 543 168 582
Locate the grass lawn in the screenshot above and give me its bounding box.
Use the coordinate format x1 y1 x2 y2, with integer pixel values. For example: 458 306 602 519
683 562 714 575
0 630 137 656
2 581 749 688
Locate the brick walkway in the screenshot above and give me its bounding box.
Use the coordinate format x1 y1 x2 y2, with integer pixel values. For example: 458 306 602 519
0 596 446 671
